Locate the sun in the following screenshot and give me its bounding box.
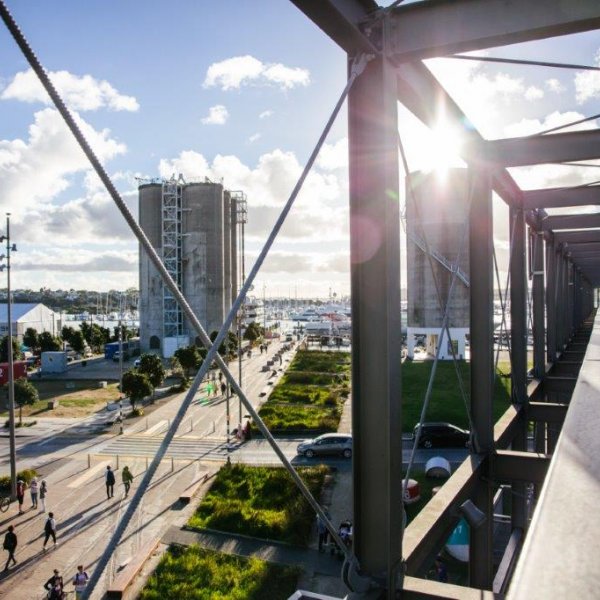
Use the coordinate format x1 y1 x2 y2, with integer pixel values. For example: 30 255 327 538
419 123 465 175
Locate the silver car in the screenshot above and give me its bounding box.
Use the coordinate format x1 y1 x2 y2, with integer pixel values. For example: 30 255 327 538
297 433 353 459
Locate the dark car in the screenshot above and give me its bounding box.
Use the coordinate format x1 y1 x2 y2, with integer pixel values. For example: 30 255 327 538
414 422 470 449
297 433 352 459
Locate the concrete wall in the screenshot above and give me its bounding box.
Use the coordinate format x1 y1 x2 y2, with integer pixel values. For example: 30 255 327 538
223 191 232 315
406 169 470 329
230 196 238 302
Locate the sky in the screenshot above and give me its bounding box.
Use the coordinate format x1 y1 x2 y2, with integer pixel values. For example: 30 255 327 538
1 1 599 299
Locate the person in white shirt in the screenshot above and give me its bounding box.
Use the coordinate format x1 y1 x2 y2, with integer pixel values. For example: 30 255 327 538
72 564 89 599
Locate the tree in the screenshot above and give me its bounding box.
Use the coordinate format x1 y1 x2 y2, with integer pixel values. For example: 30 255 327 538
61 326 76 346
13 377 39 425
138 354 165 395
174 346 200 376
38 332 62 352
121 370 152 410
243 322 263 343
70 330 86 355
0 336 22 362
23 328 39 352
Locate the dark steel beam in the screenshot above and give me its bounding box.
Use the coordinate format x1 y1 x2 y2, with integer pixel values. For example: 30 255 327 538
545 238 557 363
289 0 378 55
541 213 600 231
554 230 600 244
403 455 486 576
495 450 551 484
531 231 546 379
403 575 496 599
469 168 494 588
480 129 600 168
543 376 577 394
522 186 600 210
528 402 569 424
348 53 403 593
493 528 524 595
384 0 600 62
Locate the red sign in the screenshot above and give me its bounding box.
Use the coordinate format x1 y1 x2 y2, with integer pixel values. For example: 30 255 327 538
0 361 28 386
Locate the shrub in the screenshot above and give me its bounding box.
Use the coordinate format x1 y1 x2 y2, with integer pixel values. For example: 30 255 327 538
0 468 38 493
130 407 144 417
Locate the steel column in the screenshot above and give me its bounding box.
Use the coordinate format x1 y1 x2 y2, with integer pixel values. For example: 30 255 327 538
545 238 557 362
469 168 494 588
532 231 545 378
509 207 527 532
348 53 403 596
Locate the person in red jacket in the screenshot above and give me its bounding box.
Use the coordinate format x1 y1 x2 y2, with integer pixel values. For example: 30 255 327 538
16 480 25 515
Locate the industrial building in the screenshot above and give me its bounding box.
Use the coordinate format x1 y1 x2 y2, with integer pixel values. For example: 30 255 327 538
406 169 470 359
138 178 247 357
0 302 59 341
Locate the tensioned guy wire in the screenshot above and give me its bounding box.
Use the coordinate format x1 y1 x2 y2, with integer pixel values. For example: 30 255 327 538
450 54 600 72
0 2 371 593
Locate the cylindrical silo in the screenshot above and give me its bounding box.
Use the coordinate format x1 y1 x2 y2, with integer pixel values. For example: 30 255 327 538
230 196 238 302
138 183 164 352
406 169 470 358
182 183 225 336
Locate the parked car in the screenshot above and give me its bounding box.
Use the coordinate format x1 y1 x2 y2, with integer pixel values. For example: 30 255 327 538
134 358 141 368
112 351 129 362
414 422 470 449
297 433 353 459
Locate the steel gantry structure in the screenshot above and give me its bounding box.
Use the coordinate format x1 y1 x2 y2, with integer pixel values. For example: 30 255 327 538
289 1 600 599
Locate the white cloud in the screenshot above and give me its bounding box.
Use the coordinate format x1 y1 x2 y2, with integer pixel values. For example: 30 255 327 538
203 55 310 91
503 110 595 138
317 138 348 171
524 86 544 101
259 110 273 119
201 104 229 125
0 108 126 219
248 133 261 143
1 69 139 111
575 50 600 104
546 78 566 93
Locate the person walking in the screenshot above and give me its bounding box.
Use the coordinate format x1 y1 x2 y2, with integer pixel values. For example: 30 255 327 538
122 466 134 497
316 512 328 552
220 382 227 397
105 465 115 499
72 565 89 599
3 525 17 570
44 569 64 596
42 512 57 551
16 479 25 514
30 477 39 509
39 479 48 512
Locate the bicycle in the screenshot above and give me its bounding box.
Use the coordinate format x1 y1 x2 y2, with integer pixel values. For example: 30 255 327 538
0 495 11 512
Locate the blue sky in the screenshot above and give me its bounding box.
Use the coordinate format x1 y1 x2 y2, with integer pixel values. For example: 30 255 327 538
1 1 599 298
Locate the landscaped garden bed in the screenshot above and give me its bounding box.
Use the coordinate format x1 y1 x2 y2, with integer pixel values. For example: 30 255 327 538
139 544 300 600
187 463 329 546
257 350 350 433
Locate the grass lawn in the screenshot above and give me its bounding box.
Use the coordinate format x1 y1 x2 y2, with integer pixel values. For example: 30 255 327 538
140 545 300 600
0 380 120 418
258 350 350 433
188 463 329 546
401 360 512 432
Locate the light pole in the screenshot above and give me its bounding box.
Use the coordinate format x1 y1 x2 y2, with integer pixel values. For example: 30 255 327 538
0 213 18 498
118 293 124 434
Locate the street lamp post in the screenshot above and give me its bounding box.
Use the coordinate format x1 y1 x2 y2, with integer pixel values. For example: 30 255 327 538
1 213 18 498
118 294 124 435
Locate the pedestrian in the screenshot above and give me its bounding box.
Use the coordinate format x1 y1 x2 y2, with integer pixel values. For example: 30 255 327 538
316 510 329 552
16 479 25 514
220 382 227 396
72 565 89 599
30 476 39 509
434 557 448 583
42 512 57 551
39 479 48 512
44 569 64 597
3 525 17 570
105 465 115 499
279 354 283 365
218 371 223 382
122 466 134 497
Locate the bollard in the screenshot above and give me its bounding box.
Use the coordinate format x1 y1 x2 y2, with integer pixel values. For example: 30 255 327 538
145 417 149 430
189 418 193 433
146 456 149 470
88 454 91 469
116 455 120 469
171 457 174 472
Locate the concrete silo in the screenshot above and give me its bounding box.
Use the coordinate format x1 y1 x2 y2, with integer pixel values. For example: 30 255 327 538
405 168 470 359
138 178 242 357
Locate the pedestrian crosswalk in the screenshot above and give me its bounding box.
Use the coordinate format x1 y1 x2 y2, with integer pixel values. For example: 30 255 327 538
98 434 236 461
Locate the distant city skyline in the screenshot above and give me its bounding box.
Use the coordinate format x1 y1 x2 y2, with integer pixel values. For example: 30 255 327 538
1 2 599 297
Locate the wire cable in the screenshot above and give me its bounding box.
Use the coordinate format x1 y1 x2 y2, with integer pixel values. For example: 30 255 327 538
530 112 600 136
450 54 600 72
